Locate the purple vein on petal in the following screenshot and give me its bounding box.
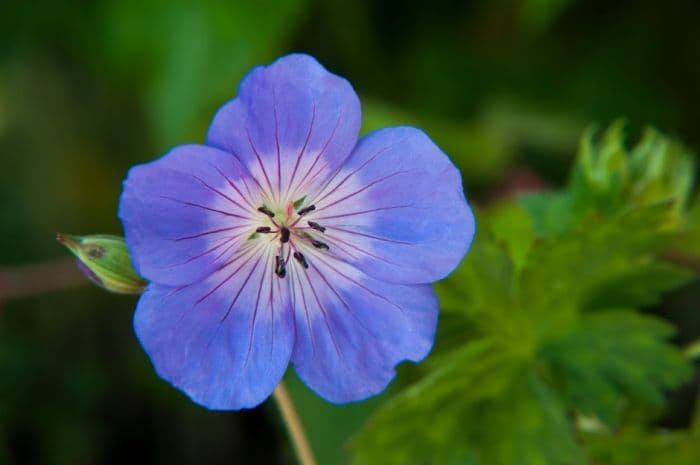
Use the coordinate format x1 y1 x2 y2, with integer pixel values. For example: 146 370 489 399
287 103 316 194
290 267 316 356
244 255 268 368
196 245 260 304
270 266 280 356
292 113 342 195
211 237 241 263
308 261 374 335
161 234 239 268
158 196 249 220
301 266 343 359
190 174 251 215
209 164 258 211
314 170 412 212
313 234 361 261
167 283 197 356
312 254 406 315
246 128 275 200
200 255 263 362
322 232 397 265
309 144 393 207
326 226 417 245
167 284 189 298
174 224 249 242
272 87 282 202
216 144 272 205
240 174 267 208
212 242 261 273
313 204 414 221
290 230 354 261
288 265 298 316
219 254 263 324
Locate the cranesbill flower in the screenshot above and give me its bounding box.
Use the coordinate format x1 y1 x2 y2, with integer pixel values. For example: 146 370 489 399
119 54 475 410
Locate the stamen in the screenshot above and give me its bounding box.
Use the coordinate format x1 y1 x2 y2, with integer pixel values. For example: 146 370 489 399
280 227 290 243
275 255 287 278
293 251 309 269
307 221 326 233
310 239 329 250
297 205 316 216
257 206 275 218
255 226 272 233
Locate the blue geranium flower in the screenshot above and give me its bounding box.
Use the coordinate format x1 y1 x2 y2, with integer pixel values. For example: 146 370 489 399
119 54 475 410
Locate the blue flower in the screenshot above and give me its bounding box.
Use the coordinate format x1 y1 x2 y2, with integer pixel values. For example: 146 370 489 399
119 54 475 410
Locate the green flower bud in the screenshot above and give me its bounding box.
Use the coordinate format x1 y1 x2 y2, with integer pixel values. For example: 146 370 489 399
56 233 146 294
571 121 695 223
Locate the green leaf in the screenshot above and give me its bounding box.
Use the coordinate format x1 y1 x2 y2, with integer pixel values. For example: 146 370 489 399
519 203 677 322
541 310 692 425
475 374 584 465
353 345 584 465
519 191 578 238
583 428 700 465
434 221 525 346
582 262 695 310
352 340 531 465
486 201 535 274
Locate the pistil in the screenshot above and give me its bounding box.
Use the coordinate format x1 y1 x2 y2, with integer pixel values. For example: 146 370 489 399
280 227 290 243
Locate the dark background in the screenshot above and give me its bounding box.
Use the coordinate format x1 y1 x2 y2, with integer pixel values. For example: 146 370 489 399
1 0 699 463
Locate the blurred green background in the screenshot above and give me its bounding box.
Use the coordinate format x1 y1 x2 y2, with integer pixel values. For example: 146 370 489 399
1 0 699 464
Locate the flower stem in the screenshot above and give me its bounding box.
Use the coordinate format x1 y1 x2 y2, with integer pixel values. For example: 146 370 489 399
273 381 317 465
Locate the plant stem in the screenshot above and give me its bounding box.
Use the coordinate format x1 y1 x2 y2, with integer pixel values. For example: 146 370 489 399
273 382 317 465
0 258 86 304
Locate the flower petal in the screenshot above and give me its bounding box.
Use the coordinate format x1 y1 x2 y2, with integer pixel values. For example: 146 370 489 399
119 144 262 286
206 54 361 201
134 247 294 410
288 253 438 403
304 126 475 284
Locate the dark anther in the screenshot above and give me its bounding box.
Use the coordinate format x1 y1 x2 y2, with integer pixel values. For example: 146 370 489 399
280 227 290 243
293 251 309 269
255 226 272 233
311 239 329 250
275 255 287 278
297 204 316 216
307 221 326 233
257 206 275 218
